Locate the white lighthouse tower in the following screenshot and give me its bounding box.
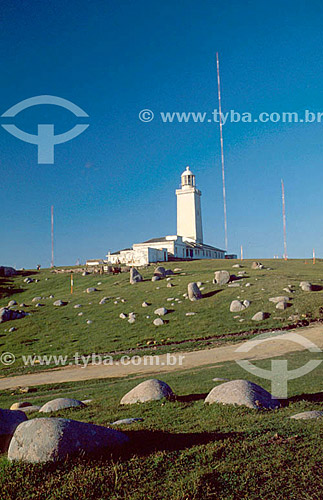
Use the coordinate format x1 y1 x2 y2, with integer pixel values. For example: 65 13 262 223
176 166 203 243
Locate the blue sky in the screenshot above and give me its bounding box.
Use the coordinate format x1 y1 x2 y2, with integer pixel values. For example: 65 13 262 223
1 0 323 268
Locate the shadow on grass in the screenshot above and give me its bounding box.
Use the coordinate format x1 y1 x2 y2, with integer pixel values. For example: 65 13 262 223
0 279 24 300
175 393 208 402
202 289 223 299
280 391 323 406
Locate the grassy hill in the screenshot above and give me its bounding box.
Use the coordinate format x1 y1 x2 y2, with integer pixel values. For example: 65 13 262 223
0 259 323 376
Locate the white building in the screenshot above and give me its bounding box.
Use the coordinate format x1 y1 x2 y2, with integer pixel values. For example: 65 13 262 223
102 166 226 267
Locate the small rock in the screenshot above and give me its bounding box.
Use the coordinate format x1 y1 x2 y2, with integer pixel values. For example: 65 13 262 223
53 300 67 307
142 301 149 307
230 300 245 312
154 307 168 316
214 270 230 285
119 313 127 319
252 311 268 321
153 318 164 326
86 287 98 293
188 282 202 301
290 411 323 420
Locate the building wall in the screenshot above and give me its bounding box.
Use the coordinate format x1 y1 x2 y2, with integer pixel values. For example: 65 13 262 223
108 247 167 266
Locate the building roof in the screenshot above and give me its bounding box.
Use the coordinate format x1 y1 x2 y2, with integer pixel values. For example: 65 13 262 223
142 237 167 243
110 248 132 255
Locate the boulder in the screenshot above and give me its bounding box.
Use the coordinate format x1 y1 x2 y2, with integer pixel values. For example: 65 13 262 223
187 282 202 301
130 268 143 284
165 269 174 276
154 266 166 278
99 297 109 305
151 276 160 282
252 311 268 321
230 300 245 312
0 408 27 451
39 398 85 413
119 313 127 319
0 307 27 324
290 411 323 420
110 418 143 425
10 402 32 410
214 270 230 285
120 379 173 404
53 300 67 307
269 296 290 303
7 300 17 307
86 287 98 293
205 380 280 409
8 417 129 463
251 261 264 270
19 405 41 414
300 281 313 292
276 301 288 310
154 307 168 316
142 301 149 307
153 318 164 326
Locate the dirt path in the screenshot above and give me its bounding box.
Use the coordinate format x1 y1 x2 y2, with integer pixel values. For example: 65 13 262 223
0 324 322 390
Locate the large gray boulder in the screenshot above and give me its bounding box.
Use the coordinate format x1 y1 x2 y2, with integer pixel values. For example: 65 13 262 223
205 380 280 409
154 266 166 278
252 311 268 321
214 270 230 285
187 282 202 301
0 409 27 451
154 307 168 316
120 379 174 404
8 418 129 463
39 398 85 413
0 307 27 324
130 268 143 284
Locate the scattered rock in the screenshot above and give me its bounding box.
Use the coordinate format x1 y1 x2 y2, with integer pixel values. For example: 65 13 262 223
110 418 143 425
165 269 174 276
39 398 85 413
142 301 149 307
120 379 173 404
232 264 242 268
214 270 230 285
74 304 82 308
276 301 288 310
151 276 160 282
8 417 129 463
186 312 196 316
290 411 323 420
251 262 264 269
53 300 67 307
86 287 98 293
252 311 268 321
188 282 202 301
7 300 17 307
230 300 245 312
300 281 313 292
119 313 127 319
130 268 143 284
153 318 164 326
269 296 290 304
86 320 92 325
10 402 32 410
32 297 42 303
0 307 27 324
167 282 174 288
99 297 109 305
154 307 168 316
205 380 280 409
154 266 166 278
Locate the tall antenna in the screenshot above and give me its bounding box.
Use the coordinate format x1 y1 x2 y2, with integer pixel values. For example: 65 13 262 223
216 52 228 251
281 180 287 260
51 205 54 268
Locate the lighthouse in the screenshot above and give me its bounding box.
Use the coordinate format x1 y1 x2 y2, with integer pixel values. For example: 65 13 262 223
176 166 203 243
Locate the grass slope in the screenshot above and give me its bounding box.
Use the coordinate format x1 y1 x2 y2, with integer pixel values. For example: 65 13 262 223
0 259 323 376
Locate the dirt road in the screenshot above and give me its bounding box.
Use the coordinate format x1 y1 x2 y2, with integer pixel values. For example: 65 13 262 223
0 324 322 390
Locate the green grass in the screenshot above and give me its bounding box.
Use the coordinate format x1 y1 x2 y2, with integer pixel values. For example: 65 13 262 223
0 350 322 499
1 259 323 375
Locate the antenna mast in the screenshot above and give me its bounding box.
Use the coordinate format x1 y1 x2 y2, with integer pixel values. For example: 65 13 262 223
216 52 228 251
281 180 287 260
51 205 54 268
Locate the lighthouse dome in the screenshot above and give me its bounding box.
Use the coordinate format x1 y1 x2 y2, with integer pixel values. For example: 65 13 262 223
181 166 195 187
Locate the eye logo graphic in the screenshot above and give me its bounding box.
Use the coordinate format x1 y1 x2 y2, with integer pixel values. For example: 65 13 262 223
235 331 322 399
1 95 89 164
